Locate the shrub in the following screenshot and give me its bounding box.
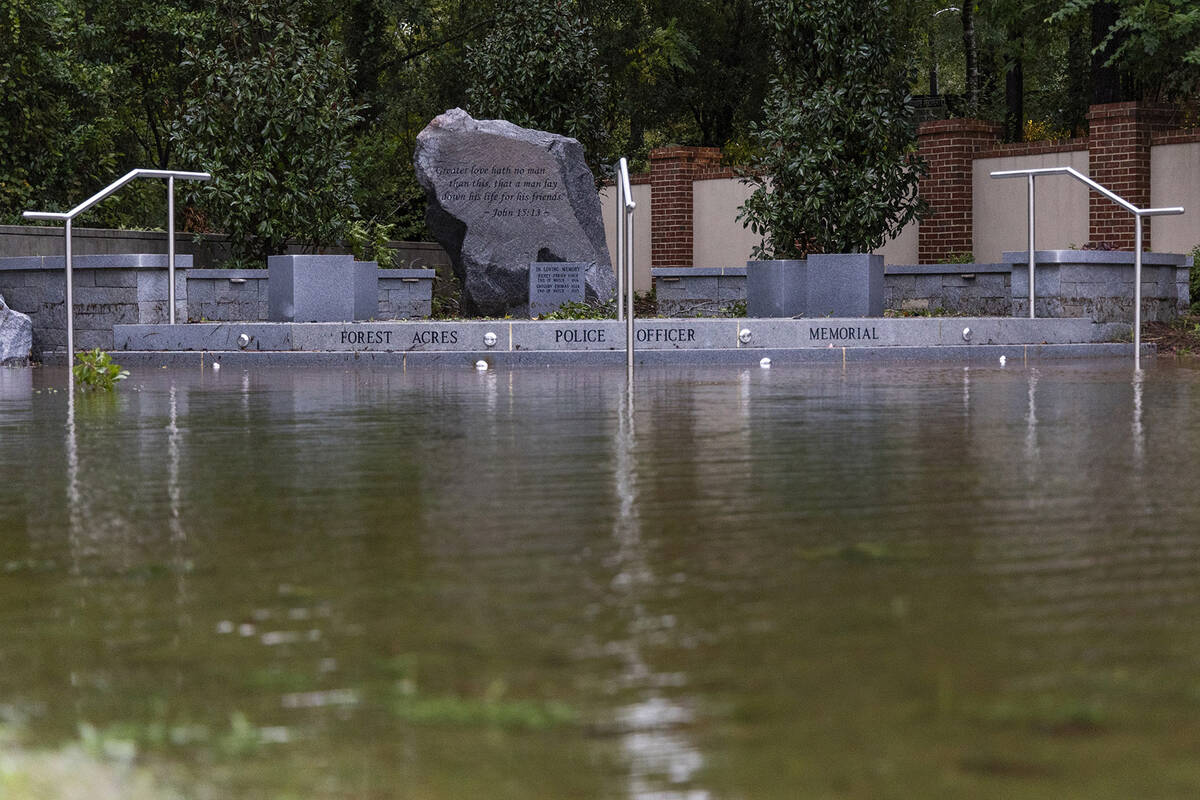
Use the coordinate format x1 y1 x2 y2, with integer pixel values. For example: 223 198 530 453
738 0 924 259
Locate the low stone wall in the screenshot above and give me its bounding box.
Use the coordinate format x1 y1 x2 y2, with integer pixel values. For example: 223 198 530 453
652 263 1012 317
0 224 452 271
0 254 188 352
886 263 1011 315
654 267 747 316
378 270 436 319
187 270 268 322
1007 250 1191 322
188 268 435 323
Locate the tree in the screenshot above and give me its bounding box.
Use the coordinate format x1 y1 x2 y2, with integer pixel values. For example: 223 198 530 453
172 0 362 263
465 0 609 170
1054 0 1200 103
738 0 925 258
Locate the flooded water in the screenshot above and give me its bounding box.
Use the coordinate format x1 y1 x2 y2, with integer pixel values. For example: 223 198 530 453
3 360 1200 798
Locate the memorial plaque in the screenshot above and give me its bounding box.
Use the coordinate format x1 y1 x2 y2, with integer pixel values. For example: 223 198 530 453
414 108 616 317
529 261 589 317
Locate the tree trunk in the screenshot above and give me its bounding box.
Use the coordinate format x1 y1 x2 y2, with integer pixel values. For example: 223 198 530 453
962 1 978 113
1091 0 1125 103
1005 52 1023 141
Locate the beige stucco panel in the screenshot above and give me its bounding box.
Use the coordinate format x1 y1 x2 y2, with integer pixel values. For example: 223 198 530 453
599 183 652 292
1151 142 1199 255
692 177 760 267
874 218 918 264
691 175 917 265
973 151 1089 262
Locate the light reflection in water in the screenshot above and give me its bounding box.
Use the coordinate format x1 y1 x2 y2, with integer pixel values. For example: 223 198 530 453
612 384 709 799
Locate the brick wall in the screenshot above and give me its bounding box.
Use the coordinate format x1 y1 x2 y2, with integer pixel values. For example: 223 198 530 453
916 119 1003 264
1086 102 1176 250
649 146 722 269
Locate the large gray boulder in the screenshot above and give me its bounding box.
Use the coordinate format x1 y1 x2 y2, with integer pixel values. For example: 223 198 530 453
414 109 616 316
0 293 33 366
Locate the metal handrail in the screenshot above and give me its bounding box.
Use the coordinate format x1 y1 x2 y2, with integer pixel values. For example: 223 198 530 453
614 158 637 376
23 168 212 357
990 166 1184 368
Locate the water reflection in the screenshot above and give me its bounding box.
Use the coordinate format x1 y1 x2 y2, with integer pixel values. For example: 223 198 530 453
611 383 709 799
4 363 1200 798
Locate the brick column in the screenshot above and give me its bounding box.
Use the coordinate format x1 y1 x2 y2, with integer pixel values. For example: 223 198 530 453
916 119 1002 264
1086 102 1176 250
649 146 722 269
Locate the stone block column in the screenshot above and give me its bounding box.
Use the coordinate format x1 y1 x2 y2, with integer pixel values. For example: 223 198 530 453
916 119 1002 264
1086 102 1176 250
649 146 722 269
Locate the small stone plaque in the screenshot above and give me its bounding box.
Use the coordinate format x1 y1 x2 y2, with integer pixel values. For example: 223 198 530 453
529 261 589 317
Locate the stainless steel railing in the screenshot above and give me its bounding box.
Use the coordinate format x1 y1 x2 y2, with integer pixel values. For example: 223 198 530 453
990 166 1183 368
22 168 212 357
614 158 637 375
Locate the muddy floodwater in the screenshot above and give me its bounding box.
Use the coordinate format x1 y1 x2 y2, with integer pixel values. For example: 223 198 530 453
2 361 1200 799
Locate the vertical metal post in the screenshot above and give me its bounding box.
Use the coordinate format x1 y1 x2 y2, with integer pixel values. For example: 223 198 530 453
168 175 176 324
626 211 635 377
615 163 625 322
1134 213 1143 370
65 218 74 361
1027 174 1036 319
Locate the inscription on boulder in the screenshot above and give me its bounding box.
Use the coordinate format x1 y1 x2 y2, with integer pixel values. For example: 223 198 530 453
529 261 589 317
414 109 616 316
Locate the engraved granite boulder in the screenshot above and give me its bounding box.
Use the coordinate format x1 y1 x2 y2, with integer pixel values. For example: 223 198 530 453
0 293 33 366
414 109 616 316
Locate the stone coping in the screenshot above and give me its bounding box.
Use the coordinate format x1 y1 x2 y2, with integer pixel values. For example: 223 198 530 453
46 342 1151 368
0 253 194 270
112 317 1127 355
187 267 435 280
886 263 1010 275
1004 250 1191 266
653 267 748 278
652 263 1014 278
376 268 437 279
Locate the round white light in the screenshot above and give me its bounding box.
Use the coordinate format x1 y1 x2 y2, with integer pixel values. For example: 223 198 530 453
759 357 771 368
237 333 250 349
999 355 1007 366
212 361 221 371
475 360 488 370
962 327 971 342
739 328 752 344
483 331 497 348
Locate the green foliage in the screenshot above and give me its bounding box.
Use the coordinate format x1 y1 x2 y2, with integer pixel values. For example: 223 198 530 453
738 0 925 259
173 0 362 262
541 289 656 320
466 0 609 170
939 251 975 264
346 219 396 266
542 299 614 320
1051 0 1200 102
1191 244 1200 314
72 349 129 391
723 299 747 317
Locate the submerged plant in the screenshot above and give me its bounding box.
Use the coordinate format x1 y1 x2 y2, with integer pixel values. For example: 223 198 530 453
72 349 129 391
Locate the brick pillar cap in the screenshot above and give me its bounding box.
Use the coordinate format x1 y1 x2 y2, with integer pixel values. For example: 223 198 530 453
917 118 1004 137
1086 101 1178 121
649 146 723 161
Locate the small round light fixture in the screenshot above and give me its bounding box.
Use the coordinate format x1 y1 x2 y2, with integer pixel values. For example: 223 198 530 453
739 328 752 344
999 355 1007 366
212 361 221 371
475 360 489 371
759 357 772 369
962 327 971 342
237 333 251 349
483 331 497 348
